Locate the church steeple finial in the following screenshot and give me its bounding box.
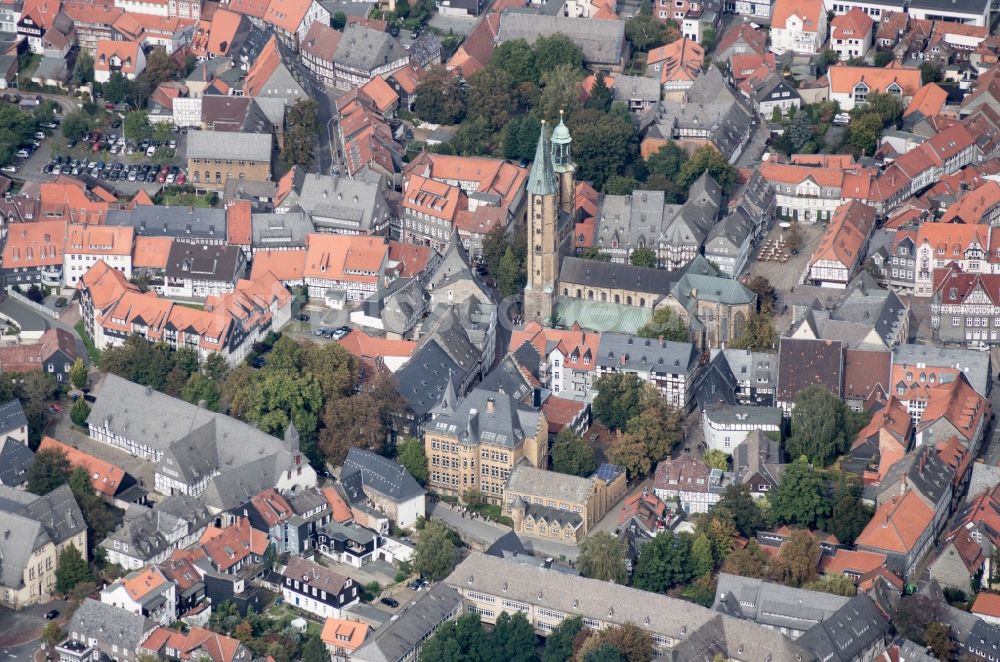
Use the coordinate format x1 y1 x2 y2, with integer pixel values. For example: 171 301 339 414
526 119 557 196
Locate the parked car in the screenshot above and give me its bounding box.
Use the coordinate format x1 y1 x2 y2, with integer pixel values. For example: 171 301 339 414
43 610 59 620
297 313 310 321
1 165 16 173
34 131 45 140
380 598 399 608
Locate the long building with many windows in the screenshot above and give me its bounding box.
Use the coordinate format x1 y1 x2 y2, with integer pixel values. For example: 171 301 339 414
447 553 816 660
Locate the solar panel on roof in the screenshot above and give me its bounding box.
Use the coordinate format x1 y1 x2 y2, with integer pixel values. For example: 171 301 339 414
594 463 622 481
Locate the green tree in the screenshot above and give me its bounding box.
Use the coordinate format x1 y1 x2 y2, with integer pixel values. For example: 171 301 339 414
625 13 668 51
873 50 895 67
609 430 652 479
677 146 737 194
70 398 91 427
690 532 715 576
769 529 819 586
494 611 538 662
802 574 857 596
577 531 628 583
788 111 815 152
583 643 626 662
467 67 517 132
568 106 636 190
332 10 347 29
769 458 830 528
55 543 94 594
537 63 583 124
319 391 391 463
503 114 543 162
646 141 688 181
27 447 71 495
123 111 152 143
534 33 584 72
140 47 182 88
786 385 853 466
225 368 323 440
728 308 777 352
62 111 93 142
578 247 610 262
592 373 645 430
586 72 613 112
636 306 688 341
415 65 466 124
397 436 429 484
69 358 88 390
496 245 526 298
864 91 904 124
490 39 539 85
550 429 597 477
722 539 769 578
301 634 330 662
823 476 874 545
625 405 682 468
847 112 884 155
716 484 765 537
599 624 654 662
413 520 458 581
282 99 320 168
41 621 64 646
73 52 94 86
543 616 583 662
925 623 954 660
103 72 131 104
68 467 122 551
632 532 693 592
604 175 641 195
451 117 492 156
629 247 658 268
920 62 943 84
703 449 729 471
181 373 221 411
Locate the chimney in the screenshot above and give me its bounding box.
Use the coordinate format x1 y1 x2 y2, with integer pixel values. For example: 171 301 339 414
486 398 495 415
659 335 665 348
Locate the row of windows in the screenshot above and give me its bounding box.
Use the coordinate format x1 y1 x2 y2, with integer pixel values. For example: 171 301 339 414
431 472 459 486
431 441 459 453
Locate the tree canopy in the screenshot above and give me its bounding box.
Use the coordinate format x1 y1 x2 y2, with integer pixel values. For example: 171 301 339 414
785 385 868 466
577 531 628 583
551 429 598 477
413 520 458 581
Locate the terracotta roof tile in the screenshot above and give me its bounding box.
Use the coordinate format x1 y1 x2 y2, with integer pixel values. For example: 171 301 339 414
39 436 125 496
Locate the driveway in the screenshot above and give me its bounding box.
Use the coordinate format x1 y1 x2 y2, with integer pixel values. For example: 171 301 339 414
427 501 508 549
0 297 48 337
0 599 71 655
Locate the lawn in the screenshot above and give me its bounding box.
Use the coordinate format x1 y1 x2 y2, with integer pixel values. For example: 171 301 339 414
74 320 101 365
175 301 204 310
158 190 216 208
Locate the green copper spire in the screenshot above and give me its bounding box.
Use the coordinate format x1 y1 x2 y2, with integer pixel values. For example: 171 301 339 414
526 120 557 196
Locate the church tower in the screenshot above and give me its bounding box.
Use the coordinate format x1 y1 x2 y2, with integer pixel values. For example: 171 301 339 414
524 117 574 324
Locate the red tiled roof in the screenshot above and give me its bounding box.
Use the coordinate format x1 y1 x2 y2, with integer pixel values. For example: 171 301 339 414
38 436 125 496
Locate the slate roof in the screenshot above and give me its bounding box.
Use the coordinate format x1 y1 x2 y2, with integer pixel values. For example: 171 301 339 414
776 338 844 402
395 309 481 419
0 437 32 487
558 256 682 299
596 333 698 375
0 484 85 588
876 444 954 509
352 584 463 662
796 595 890 662
106 206 227 241
164 243 243 283
892 344 990 397
66 599 153 656
293 173 391 234
252 210 313 249
88 374 301 510
691 351 740 408
101 495 211 562
506 464 593 504
0 399 27 436
333 23 408 72
448 555 815 661
713 574 852 634
733 430 785 487
497 13 625 66
429 387 540 450
186 129 271 162
342 448 425 504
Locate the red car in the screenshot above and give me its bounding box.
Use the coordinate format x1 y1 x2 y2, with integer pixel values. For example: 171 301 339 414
104 102 114 110
176 173 186 185
91 141 101 152
48 404 63 413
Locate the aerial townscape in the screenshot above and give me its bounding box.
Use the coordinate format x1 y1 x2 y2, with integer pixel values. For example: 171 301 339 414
10 0 1000 660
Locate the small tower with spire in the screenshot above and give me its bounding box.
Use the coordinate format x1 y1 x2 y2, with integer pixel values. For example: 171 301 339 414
551 110 576 216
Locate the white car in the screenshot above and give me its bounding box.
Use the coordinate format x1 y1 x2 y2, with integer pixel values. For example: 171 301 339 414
1 165 17 173
833 113 851 125
146 145 156 157
34 131 45 140
16 149 30 158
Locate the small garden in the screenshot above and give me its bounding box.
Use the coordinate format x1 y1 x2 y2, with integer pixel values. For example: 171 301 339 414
155 184 218 208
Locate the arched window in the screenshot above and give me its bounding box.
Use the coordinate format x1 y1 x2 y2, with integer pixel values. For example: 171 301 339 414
587 290 594 300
